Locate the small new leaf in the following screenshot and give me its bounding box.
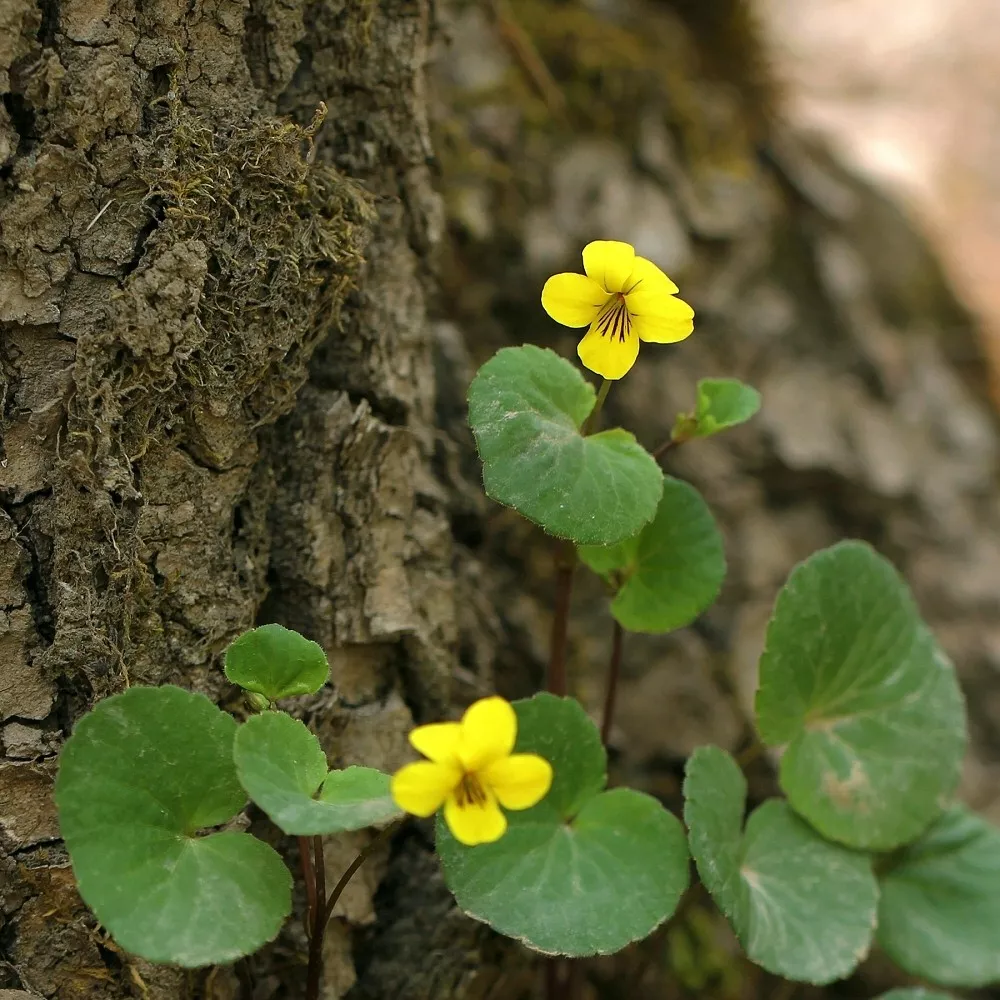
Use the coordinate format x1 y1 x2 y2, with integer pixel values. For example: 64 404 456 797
54 686 291 966
578 476 725 633
756 541 966 850
877 806 1000 987
688 378 761 438
467 345 663 545
438 693 689 956
234 712 400 835
684 745 878 984
224 624 329 702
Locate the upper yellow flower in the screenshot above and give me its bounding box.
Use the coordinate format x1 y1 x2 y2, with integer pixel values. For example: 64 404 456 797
391 696 553 846
541 240 694 380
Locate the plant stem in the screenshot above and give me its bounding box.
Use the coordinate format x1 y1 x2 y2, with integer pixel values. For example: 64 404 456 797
321 821 400 927
304 835 328 1000
298 835 316 937
312 836 327 934
581 379 612 437
652 436 678 460
600 621 624 745
548 541 576 696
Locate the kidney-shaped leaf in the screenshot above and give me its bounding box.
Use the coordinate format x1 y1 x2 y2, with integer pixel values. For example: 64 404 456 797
224 624 329 702
755 541 966 850
437 693 689 956
878 806 1000 987
579 476 725 633
468 345 663 545
233 711 400 835
54 686 291 967
684 745 878 984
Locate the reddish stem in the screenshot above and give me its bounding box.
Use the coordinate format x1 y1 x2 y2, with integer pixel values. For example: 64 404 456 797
600 621 624 745
547 542 576 696
652 437 678 460
305 837 326 1000
298 835 316 937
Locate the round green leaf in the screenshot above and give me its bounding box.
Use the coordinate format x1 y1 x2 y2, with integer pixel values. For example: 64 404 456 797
224 623 329 701
755 541 966 851
54 686 291 966
437 693 689 956
578 476 725 633
876 992 955 1000
692 378 762 437
467 345 663 545
877 806 1000 987
233 712 400 835
684 745 878 985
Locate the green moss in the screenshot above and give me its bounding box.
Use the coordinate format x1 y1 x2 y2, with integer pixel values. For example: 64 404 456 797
87 97 373 462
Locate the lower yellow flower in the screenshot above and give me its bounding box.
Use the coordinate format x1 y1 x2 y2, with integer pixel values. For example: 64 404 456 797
391 696 553 846
541 240 694 380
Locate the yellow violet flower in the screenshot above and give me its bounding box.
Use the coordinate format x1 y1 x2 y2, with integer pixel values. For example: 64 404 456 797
541 240 694 380
391 696 553 846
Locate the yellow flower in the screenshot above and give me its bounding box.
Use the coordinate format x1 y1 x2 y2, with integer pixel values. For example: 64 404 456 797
391 696 553 846
541 240 694 380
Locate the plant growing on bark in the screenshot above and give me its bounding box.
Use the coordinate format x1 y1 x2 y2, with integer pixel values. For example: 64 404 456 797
54 241 996 999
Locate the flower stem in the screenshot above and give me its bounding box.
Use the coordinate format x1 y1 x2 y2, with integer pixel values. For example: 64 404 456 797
313 835 327 930
547 541 577 696
321 821 401 927
581 379 612 436
298 835 316 937
303 825 400 1000
305 836 326 1000
600 621 624 745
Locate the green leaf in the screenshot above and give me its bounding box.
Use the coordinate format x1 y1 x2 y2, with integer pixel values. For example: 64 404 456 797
683 745 878 984
691 378 762 437
224 623 329 701
877 806 1000 987
578 476 725 633
875 991 956 1000
233 712 400 835
437 693 689 956
467 345 663 545
755 540 966 850
54 686 291 966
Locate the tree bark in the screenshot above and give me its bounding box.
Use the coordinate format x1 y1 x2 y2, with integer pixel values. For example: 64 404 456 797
0 0 519 996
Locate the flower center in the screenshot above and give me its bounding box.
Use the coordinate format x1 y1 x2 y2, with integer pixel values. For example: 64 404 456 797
454 772 488 808
595 292 632 344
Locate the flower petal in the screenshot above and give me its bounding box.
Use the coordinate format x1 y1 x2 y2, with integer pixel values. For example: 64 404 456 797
391 760 461 817
583 240 636 294
458 696 517 771
444 788 508 845
577 310 640 380
409 722 462 764
484 753 553 810
623 255 679 296
629 293 695 344
541 273 608 328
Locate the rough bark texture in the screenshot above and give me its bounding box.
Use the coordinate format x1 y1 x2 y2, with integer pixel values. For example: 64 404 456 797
2 0 999 997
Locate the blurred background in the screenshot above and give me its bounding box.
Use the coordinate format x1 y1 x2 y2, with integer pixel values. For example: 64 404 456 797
428 0 1000 996
762 0 1000 405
